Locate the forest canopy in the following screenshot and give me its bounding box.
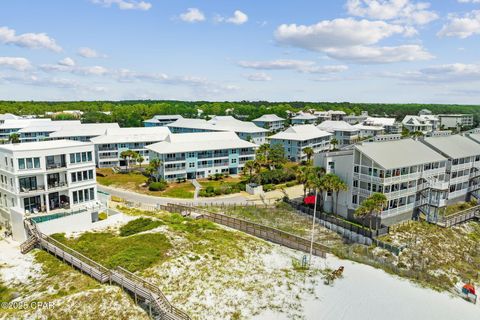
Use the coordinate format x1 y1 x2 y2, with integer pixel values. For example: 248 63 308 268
1 100 478 127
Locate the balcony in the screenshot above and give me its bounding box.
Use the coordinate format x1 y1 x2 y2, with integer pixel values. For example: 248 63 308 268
19 185 45 193
98 146 116 151
165 156 186 162
46 162 66 170
47 181 68 190
240 150 255 156
214 162 229 167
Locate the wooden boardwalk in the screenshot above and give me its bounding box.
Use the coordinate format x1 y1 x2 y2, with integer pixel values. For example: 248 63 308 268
21 220 190 320
435 206 480 228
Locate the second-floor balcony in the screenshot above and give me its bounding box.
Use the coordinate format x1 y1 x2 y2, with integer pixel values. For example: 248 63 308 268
47 181 68 190
46 154 67 170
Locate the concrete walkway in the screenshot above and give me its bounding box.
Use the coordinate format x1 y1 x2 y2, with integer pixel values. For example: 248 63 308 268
97 184 305 206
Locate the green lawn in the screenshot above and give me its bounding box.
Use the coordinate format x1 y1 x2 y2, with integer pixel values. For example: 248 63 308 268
96 168 195 199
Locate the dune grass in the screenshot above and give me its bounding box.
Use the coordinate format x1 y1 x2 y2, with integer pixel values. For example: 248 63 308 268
119 218 163 237
51 232 172 272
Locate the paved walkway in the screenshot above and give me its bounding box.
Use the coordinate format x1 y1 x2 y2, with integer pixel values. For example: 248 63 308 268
97 184 305 206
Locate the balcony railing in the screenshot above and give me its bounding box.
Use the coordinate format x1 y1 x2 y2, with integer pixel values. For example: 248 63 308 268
165 157 186 162
46 163 67 170
47 182 68 190
19 185 45 193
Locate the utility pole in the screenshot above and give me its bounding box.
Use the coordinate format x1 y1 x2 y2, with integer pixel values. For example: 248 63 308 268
309 189 318 266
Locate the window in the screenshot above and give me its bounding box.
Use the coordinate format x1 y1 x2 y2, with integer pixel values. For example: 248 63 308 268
70 154 75 163
26 158 33 169
231 159 237 164
82 152 87 162
352 195 358 204
18 159 25 170
87 152 92 161
71 173 77 182
88 170 93 179
34 158 40 168
189 162 195 168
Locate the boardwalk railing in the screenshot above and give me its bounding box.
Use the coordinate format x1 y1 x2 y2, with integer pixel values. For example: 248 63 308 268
285 199 390 238
21 219 190 320
160 203 329 258
436 206 480 227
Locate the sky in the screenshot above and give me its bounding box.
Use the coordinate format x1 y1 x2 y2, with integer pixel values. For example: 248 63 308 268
0 0 479 103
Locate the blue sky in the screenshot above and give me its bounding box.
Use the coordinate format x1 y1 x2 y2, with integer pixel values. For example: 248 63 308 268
0 0 479 103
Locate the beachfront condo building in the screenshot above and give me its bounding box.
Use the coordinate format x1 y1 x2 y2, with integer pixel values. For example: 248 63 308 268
268 125 332 162
91 127 171 168
146 131 257 181
0 140 98 238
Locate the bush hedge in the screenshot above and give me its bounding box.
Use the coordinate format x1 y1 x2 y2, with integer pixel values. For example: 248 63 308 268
148 181 167 191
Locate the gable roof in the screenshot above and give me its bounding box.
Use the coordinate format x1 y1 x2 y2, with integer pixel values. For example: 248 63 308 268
423 135 480 159
317 120 358 132
269 124 332 141
356 139 446 169
147 131 256 154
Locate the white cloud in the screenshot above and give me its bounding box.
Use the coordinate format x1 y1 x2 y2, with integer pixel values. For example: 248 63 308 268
216 10 249 25
275 18 432 63
325 44 433 63
58 57 75 67
346 0 438 25
458 0 480 3
383 63 480 82
227 10 248 25
245 72 272 81
179 8 205 23
0 26 62 52
91 0 151 11
438 10 480 39
78 47 107 58
0 57 31 71
40 62 109 76
238 59 349 73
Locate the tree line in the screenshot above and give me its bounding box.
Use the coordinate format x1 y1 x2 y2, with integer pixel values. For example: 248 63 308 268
1 100 479 127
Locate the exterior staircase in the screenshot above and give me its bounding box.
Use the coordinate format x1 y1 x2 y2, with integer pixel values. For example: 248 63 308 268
20 219 190 320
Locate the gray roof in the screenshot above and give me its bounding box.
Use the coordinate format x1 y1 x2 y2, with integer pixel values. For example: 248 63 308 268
356 139 447 169
424 135 480 159
252 114 285 122
91 127 170 144
147 131 256 154
269 124 332 141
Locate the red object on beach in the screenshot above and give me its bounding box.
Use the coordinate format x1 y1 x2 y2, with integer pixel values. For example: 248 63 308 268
463 284 476 295
304 195 316 205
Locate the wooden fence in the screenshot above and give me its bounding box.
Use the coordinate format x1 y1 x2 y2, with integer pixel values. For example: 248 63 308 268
285 199 389 238
160 203 329 258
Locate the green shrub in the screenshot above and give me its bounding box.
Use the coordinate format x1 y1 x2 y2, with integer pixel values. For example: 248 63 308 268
98 212 108 220
258 168 296 185
285 181 297 187
119 218 163 237
148 180 167 191
263 184 275 192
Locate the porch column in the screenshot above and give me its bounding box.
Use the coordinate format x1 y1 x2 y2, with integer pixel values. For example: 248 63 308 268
45 194 50 213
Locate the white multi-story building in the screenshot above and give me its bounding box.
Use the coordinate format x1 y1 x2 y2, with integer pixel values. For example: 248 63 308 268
0 140 98 239
422 135 480 203
291 112 318 125
144 115 183 127
252 114 286 132
268 125 332 162
364 117 402 134
317 121 359 146
438 114 474 130
47 123 120 142
91 127 171 168
315 135 480 225
146 131 257 181
18 121 82 142
315 138 449 225
353 124 385 138
0 119 54 141
167 116 268 145
402 115 439 133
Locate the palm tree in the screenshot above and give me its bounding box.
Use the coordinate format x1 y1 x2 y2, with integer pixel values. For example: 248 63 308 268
243 160 261 182
256 144 270 167
330 138 339 150
321 173 347 214
354 192 387 230
296 166 311 198
302 147 314 165
120 150 130 171
148 158 162 182
8 133 20 144
137 155 145 168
